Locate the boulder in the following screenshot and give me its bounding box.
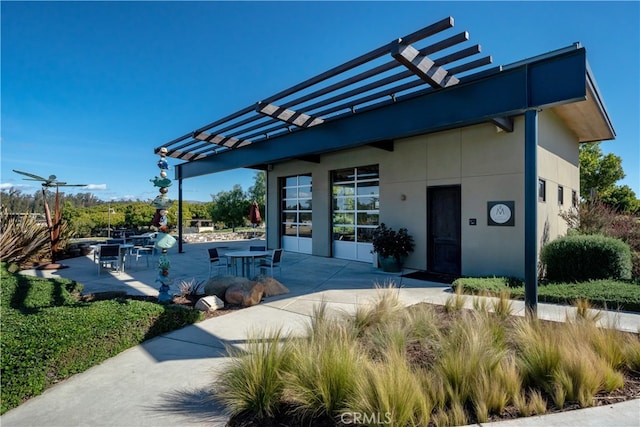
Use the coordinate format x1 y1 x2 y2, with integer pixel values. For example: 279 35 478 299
195 295 225 313
204 275 249 299
255 276 290 297
225 281 265 307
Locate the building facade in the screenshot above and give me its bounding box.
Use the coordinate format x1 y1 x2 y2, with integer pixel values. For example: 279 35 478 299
266 109 581 278
159 18 615 283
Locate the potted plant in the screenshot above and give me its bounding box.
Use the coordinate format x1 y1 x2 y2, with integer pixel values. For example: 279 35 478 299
371 223 415 272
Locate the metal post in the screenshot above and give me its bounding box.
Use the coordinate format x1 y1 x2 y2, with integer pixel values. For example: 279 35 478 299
178 177 183 254
107 204 112 238
524 109 538 318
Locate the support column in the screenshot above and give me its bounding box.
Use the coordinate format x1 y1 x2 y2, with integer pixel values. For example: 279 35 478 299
524 109 538 317
178 175 184 254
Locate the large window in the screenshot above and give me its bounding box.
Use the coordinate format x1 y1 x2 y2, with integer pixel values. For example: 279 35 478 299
281 175 312 238
332 165 379 243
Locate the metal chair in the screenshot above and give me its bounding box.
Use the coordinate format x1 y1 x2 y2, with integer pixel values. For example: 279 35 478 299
259 248 283 277
208 248 230 277
97 244 121 275
249 245 267 274
132 246 153 267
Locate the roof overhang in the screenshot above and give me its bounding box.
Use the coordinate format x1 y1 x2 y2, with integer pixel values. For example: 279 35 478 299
551 62 615 143
157 19 615 180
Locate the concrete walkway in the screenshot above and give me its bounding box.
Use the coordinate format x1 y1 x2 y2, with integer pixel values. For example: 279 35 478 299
3 240 639 426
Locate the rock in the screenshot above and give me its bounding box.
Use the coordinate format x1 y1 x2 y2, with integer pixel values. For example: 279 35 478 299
195 295 225 312
204 275 250 299
255 276 290 297
225 281 265 307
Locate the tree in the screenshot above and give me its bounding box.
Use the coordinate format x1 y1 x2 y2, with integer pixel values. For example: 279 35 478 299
602 185 640 214
248 171 266 205
209 184 249 231
579 142 638 213
189 202 213 220
123 203 157 229
0 188 35 213
579 142 625 199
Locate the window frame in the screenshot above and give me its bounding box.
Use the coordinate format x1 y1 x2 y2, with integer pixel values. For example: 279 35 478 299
280 174 313 239
538 178 546 202
558 185 564 206
331 165 379 243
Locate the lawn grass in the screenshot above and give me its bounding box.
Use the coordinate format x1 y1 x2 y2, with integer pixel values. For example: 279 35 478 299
453 277 640 312
0 263 203 414
215 287 640 426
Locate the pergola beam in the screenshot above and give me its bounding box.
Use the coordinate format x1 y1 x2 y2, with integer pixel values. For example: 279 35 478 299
256 102 324 128
193 131 247 148
391 41 459 88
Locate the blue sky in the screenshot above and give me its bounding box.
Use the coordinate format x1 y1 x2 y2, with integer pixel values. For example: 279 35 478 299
2 1 638 203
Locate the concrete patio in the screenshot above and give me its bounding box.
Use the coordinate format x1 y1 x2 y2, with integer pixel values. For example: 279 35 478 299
3 238 639 426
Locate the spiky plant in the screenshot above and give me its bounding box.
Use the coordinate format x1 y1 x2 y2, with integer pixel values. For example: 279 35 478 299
178 278 204 298
0 208 51 267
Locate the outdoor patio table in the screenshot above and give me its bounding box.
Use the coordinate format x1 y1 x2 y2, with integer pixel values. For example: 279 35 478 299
224 250 270 278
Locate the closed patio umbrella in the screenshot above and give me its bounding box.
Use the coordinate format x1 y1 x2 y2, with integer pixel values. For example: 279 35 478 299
249 201 262 226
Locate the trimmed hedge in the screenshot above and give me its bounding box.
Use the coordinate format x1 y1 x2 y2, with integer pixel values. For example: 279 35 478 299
454 277 640 313
541 234 632 282
0 264 203 414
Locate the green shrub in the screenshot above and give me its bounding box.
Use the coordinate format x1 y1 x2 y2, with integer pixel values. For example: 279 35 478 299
0 264 202 414
454 277 640 312
541 234 632 282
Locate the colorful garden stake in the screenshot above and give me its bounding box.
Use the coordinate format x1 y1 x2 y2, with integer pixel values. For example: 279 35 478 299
152 147 177 303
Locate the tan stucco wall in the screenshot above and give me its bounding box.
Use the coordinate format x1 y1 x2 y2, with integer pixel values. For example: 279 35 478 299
266 109 579 279
537 109 581 246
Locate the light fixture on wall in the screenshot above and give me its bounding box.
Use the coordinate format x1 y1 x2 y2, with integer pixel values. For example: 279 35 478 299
400 194 407 201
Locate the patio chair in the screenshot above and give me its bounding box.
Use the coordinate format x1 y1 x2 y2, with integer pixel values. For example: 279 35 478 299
259 248 283 277
97 244 121 275
132 245 153 267
208 248 230 277
249 245 267 273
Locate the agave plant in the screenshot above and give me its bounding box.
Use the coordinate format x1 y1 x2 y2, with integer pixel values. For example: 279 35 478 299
178 278 205 298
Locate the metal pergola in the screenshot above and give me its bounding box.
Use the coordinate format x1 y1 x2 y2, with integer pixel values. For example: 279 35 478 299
156 17 615 317
156 17 503 164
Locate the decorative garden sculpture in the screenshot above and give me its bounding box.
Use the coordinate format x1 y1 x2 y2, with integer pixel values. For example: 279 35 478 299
152 147 177 303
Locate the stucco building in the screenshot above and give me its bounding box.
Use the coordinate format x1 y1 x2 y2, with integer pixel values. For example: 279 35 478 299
158 17 614 283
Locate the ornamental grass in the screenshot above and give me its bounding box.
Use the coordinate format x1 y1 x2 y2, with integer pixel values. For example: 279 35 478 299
214 286 640 426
